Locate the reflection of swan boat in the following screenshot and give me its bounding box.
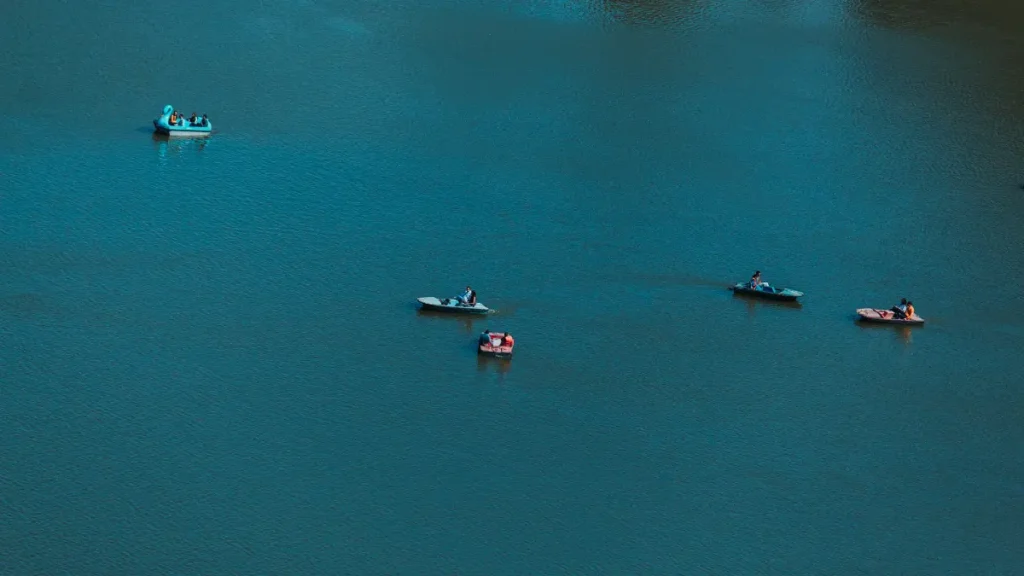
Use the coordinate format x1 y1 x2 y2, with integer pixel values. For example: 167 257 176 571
153 133 208 163
153 105 212 137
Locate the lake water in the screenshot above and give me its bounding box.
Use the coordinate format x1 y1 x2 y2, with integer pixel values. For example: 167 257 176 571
2 0 1023 573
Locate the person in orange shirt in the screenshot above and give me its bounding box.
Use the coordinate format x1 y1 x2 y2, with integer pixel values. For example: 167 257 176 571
168 111 178 124
502 333 514 347
905 301 915 319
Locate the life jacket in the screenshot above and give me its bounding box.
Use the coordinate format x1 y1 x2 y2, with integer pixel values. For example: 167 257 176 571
906 305 915 318
503 335 514 347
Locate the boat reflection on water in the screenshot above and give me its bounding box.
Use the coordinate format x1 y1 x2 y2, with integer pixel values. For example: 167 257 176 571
415 307 486 334
152 132 208 164
737 292 803 319
855 319 914 345
477 353 511 376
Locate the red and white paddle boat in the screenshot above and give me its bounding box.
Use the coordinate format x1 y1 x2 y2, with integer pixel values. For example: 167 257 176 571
477 330 514 358
856 308 925 325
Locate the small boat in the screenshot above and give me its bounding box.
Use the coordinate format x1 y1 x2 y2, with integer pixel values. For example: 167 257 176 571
856 308 925 325
417 296 492 315
729 282 804 302
153 105 212 137
478 331 514 358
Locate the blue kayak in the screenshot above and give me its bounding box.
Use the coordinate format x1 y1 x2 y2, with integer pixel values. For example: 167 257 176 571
417 297 493 315
729 282 804 302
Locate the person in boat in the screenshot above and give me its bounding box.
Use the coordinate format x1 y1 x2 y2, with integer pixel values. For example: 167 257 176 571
749 271 763 289
467 290 477 305
200 113 209 127
479 329 491 345
168 110 178 125
905 301 915 319
456 285 473 305
502 333 514 347
189 112 198 125
890 298 908 319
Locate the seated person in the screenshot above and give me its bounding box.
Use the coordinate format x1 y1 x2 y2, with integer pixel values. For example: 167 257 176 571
502 333 514 347
479 330 491 345
890 298 908 319
456 286 473 305
168 111 178 124
467 290 477 305
905 301 915 319
200 114 209 127
749 271 763 289
189 112 198 125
